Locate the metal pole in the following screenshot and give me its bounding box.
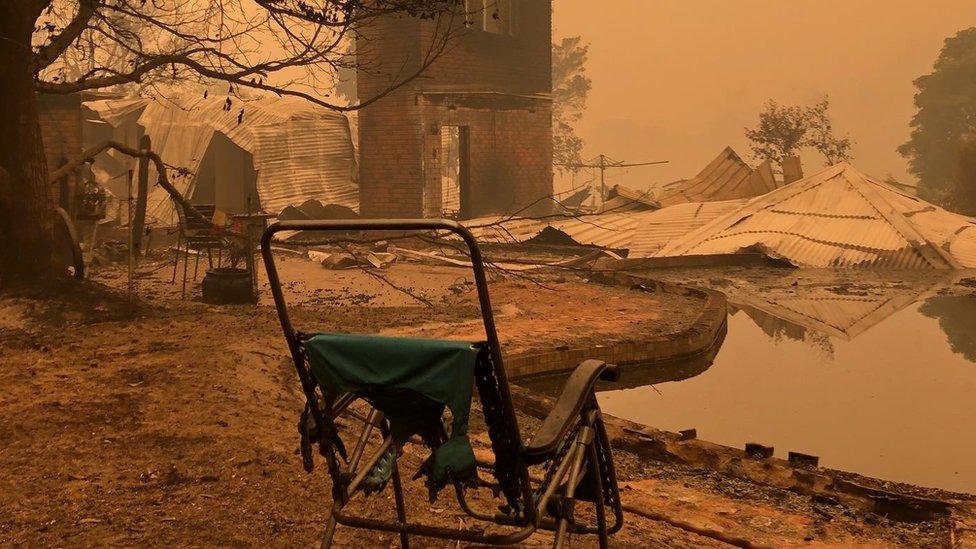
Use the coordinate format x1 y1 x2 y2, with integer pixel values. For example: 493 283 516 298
599 154 607 205
246 195 257 301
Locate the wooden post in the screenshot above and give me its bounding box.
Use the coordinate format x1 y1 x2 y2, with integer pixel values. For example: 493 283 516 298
132 135 150 254
127 170 135 305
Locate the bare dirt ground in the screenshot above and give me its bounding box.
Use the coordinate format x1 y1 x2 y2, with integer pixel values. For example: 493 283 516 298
0 252 959 547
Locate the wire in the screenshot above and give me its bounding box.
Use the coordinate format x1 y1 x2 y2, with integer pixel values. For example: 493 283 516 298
554 159 669 169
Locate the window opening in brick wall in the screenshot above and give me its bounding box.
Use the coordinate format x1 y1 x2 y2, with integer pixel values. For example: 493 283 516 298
465 0 515 35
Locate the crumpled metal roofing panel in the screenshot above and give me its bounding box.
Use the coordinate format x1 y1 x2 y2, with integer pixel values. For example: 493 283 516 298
655 147 775 207
249 118 357 215
628 199 749 257
771 174 878 218
94 93 357 225
948 230 976 268
464 200 745 257
546 213 640 249
84 97 148 126
143 121 216 226
464 216 548 244
655 162 976 269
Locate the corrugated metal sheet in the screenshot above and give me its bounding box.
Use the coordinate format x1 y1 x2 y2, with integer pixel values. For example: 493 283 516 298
628 199 749 257
249 118 357 214
464 213 638 250
655 162 976 269
557 186 593 212
604 185 659 211
654 147 778 207
90 93 357 226
547 213 639 249
463 199 746 256
465 215 548 244
84 97 147 126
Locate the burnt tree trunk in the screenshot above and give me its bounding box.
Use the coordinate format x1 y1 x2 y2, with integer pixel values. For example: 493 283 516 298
0 4 54 285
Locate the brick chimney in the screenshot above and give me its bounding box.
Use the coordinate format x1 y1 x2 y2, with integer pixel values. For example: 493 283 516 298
781 156 804 185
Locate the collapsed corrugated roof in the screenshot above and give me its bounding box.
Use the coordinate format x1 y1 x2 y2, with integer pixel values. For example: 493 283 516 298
86 93 358 225
84 97 147 127
604 147 777 212
557 186 593 213
603 185 659 212
654 147 778 207
464 212 639 251
463 198 746 257
655 162 976 269
628 199 750 257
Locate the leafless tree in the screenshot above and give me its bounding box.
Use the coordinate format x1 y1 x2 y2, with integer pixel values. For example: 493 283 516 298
0 0 462 286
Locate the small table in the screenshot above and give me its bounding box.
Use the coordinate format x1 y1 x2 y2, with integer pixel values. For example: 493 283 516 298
230 212 277 298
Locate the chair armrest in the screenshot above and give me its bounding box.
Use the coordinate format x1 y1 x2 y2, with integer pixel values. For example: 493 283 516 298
524 360 618 464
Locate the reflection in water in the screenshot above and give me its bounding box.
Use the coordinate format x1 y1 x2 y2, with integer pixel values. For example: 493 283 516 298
920 296 976 362
732 304 835 359
598 293 976 494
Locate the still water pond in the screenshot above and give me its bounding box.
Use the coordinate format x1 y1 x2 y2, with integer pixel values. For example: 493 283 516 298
597 295 976 494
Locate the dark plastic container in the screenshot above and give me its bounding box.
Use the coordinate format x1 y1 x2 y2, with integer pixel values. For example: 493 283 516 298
202 267 255 304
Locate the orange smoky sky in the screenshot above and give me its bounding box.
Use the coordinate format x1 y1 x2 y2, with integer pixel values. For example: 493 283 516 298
553 0 976 191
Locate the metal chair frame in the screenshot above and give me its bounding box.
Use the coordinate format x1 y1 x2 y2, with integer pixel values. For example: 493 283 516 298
170 202 226 298
261 219 623 548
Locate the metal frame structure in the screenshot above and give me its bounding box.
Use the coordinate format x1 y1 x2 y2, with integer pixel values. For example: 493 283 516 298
261 219 623 548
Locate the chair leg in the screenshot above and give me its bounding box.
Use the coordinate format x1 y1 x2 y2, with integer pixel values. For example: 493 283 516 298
181 247 190 299
171 234 182 283
207 247 214 269
553 432 589 549
216 248 222 269
194 248 201 280
391 455 410 548
587 437 609 549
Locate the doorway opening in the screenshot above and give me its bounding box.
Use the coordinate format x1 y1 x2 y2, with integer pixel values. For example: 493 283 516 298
439 125 470 219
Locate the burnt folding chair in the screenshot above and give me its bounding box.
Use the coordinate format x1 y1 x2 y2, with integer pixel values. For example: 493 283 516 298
171 202 226 298
261 219 623 548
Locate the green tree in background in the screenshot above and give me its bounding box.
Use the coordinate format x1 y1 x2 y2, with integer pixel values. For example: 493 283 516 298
899 28 976 213
745 97 853 168
952 134 976 215
919 296 976 362
552 36 591 172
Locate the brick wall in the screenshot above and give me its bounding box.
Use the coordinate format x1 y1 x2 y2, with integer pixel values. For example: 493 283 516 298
420 99 552 218
419 1 551 95
357 1 553 219
36 93 83 210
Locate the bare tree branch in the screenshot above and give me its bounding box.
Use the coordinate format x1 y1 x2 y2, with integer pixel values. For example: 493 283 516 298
48 139 210 226
31 0 98 71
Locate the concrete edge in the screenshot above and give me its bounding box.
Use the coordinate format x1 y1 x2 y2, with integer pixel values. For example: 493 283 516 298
509 384 976 540
505 273 729 380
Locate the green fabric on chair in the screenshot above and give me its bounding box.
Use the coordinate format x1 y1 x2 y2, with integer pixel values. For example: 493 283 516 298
304 332 481 490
